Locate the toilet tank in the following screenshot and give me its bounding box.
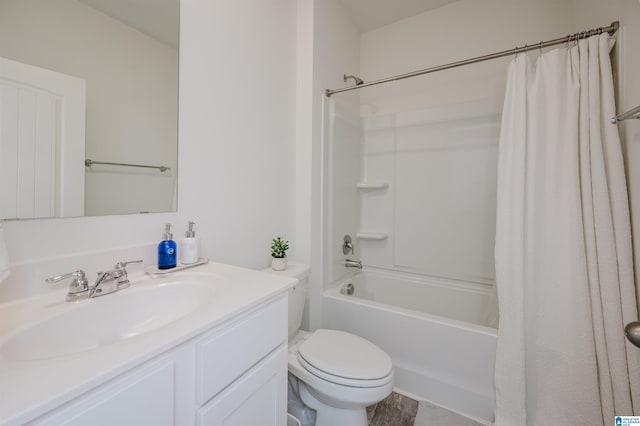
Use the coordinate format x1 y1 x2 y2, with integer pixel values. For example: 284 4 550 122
262 261 309 340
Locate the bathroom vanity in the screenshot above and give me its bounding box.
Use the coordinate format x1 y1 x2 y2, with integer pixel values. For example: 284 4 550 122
0 262 295 425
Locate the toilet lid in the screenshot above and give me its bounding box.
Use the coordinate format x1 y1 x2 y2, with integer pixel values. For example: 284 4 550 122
297 329 392 383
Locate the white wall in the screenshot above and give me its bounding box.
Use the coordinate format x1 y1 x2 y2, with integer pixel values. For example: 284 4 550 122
0 0 179 217
360 0 574 115
0 0 298 301
178 0 297 269
296 0 360 329
312 0 360 295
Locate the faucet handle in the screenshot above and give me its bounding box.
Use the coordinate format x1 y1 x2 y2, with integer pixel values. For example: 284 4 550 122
113 260 143 289
46 269 87 285
115 259 143 270
343 235 354 255
45 269 89 300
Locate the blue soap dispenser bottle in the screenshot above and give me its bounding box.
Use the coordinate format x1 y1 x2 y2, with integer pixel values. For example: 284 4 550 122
158 223 177 269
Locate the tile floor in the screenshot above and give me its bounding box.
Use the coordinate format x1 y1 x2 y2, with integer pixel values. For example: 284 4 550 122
366 392 484 426
413 400 484 426
367 392 418 426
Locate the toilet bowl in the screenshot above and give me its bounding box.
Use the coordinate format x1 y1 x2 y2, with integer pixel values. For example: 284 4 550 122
263 262 394 426
289 329 393 426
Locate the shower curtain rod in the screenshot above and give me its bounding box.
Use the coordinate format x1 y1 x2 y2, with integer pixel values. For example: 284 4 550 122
325 21 620 97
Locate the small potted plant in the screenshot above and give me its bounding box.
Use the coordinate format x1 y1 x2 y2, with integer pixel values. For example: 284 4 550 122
271 236 289 271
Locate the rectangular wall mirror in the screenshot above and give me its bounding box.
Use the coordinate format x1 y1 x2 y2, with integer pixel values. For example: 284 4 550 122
0 0 179 219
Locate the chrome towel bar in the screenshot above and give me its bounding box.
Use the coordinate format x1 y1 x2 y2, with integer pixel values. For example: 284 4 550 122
85 159 170 172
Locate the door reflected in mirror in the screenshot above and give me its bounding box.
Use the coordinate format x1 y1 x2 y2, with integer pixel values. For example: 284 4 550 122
0 0 179 219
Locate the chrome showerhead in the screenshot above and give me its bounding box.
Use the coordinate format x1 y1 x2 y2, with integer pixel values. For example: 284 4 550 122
343 74 364 86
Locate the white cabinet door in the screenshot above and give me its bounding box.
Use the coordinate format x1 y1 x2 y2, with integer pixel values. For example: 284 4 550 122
30 359 175 426
198 345 287 426
0 56 85 219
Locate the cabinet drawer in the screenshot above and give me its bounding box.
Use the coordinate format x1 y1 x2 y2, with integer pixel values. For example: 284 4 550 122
30 359 175 426
197 345 287 426
196 295 287 404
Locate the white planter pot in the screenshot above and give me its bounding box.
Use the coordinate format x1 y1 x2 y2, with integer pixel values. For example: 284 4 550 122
271 257 287 271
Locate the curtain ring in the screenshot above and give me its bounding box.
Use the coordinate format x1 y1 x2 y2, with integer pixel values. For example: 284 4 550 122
565 34 572 49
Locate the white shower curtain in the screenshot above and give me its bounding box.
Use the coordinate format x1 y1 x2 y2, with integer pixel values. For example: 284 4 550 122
494 33 640 425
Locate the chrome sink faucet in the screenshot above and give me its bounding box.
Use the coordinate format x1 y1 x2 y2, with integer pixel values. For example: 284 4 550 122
46 260 143 302
90 260 143 297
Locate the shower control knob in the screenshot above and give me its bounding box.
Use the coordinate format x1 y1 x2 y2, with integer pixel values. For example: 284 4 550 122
343 235 354 255
625 321 640 348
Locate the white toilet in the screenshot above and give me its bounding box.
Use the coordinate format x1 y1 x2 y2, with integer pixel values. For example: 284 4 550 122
263 262 394 426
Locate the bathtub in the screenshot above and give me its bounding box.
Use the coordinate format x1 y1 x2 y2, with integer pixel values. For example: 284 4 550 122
322 269 497 423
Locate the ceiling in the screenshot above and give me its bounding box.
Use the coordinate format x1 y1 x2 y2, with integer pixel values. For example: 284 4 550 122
79 0 179 49
77 0 458 50
338 0 461 33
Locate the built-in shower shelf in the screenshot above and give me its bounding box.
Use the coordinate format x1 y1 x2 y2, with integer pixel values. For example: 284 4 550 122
356 232 388 241
356 183 389 190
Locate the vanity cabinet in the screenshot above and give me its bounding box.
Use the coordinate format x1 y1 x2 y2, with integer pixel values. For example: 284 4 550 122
28 295 288 426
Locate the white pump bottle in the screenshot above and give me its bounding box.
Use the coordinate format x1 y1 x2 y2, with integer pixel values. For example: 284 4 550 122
181 221 199 265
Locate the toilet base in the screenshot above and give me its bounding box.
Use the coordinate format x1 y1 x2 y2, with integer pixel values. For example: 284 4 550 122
298 381 368 426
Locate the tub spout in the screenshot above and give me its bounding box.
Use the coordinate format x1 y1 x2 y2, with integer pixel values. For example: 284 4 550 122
345 259 362 269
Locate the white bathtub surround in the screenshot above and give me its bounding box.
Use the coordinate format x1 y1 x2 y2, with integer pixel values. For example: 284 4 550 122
358 100 500 286
323 270 497 422
326 99 364 286
0 222 9 282
495 33 639 424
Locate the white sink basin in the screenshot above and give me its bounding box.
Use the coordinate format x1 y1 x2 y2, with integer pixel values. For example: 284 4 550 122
1 279 218 361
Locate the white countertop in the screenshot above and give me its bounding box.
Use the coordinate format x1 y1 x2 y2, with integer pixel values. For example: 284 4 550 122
0 262 295 425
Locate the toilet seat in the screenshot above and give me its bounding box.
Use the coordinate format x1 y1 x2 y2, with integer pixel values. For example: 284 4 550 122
296 329 393 388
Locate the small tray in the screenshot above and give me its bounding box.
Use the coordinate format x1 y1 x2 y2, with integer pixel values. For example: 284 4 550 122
145 257 209 276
